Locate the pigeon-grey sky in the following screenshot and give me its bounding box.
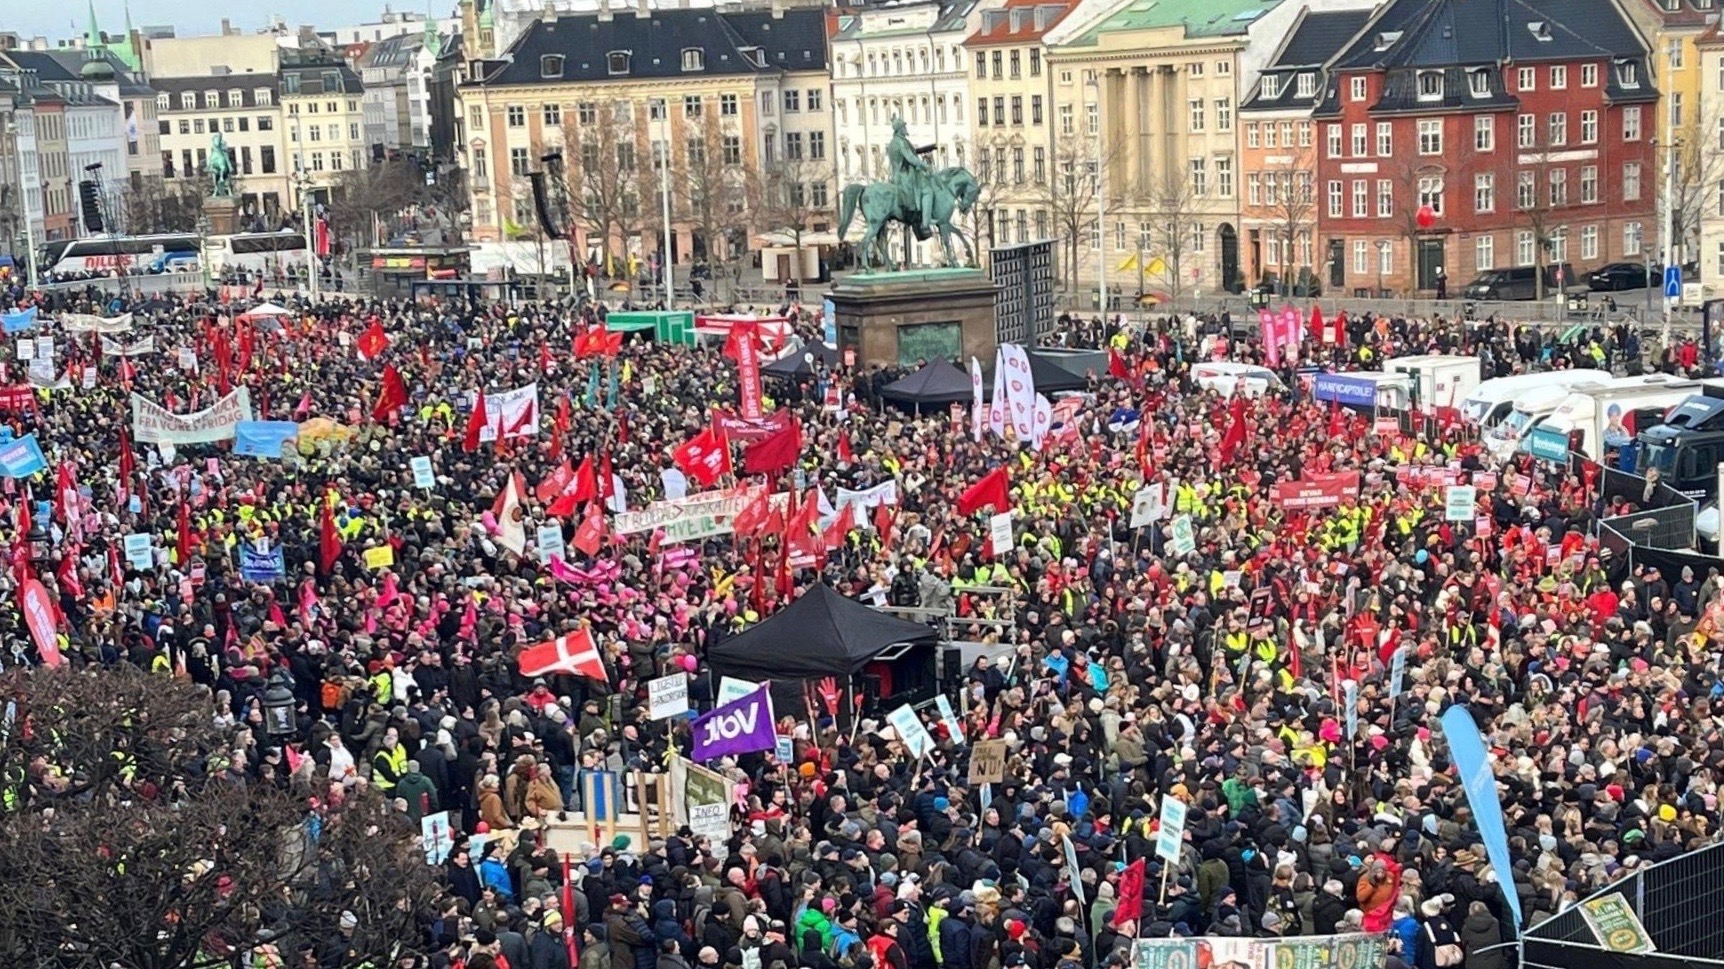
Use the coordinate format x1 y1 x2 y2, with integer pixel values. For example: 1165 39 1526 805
18 1 420 47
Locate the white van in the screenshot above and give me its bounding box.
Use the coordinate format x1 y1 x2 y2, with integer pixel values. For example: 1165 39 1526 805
1385 355 1483 417
1486 385 1583 459
1537 376 1696 459
1192 362 1284 398
1460 369 1611 430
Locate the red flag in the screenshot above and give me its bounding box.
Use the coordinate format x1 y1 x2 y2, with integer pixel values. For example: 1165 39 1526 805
786 488 824 562
319 496 342 573
314 216 331 258
536 460 576 505
547 489 581 520
1332 310 1347 348
562 855 579 964
52 462 75 525
873 502 895 545
1218 394 1246 466
1112 858 1145 928
774 545 794 599
836 432 856 464
597 451 615 501
56 544 83 599
732 489 770 537
615 409 629 446
743 420 802 475
822 503 854 551
517 626 606 680
603 329 624 357
1135 423 1151 480
356 319 389 360
1108 348 1139 389
572 455 599 503
573 502 606 555
372 364 408 422
462 389 488 452
749 544 767 614
269 600 288 628
956 465 1010 516
672 425 732 487
1309 304 1325 344
117 426 135 497
539 341 553 375
176 501 194 565
549 394 572 460
1327 399 1344 439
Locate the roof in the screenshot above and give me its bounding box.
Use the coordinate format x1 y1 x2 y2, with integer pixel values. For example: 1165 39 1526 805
481 7 827 86
151 75 281 110
279 63 364 97
708 584 938 681
832 0 977 41
1068 0 1283 46
1333 0 1650 70
965 0 1079 46
21 50 153 97
1637 0 1715 28
1241 9 1370 112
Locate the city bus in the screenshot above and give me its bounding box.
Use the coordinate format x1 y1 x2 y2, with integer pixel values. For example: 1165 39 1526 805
207 231 309 278
37 234 201 276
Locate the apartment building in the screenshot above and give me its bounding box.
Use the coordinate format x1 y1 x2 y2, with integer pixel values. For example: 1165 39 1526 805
154 75 290 219
279 59 368 197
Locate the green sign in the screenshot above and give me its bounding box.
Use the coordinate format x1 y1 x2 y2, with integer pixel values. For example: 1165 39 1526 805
1131 940 1199 969
1579 892 1656 954
1265 934 1389 969
1169 514 1196 556
1528 425 1570 463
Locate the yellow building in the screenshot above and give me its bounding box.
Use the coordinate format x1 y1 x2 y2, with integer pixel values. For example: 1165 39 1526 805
1044 0 1306 307
962 0 1079 258
280 60 369 203
456 2 832 276
1621 0 1706 267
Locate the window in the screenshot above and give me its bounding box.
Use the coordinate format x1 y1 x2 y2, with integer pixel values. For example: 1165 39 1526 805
608 51 631 74
784 90 800 113
258 116 272 132
1261 75 1281 99
1518 66 1535 91
1190 99 1205 131
1264 122 1277 149
238 117 249 132
472 147 487 178
995 97 1006 126
1582 63 1598 88
178 119 190 135
1518 114 1536 148
1299 121 1312 147
506 104 525 127
1216 98 1232 132
1618 61 1639 88
1548 112 1567 146
1009 50 1021 79
1350 76 1367 101
1581 165 1597 203
1625 222 1642 256
1327 180 1342 217
976 98 990 129
1469 69 1490 98
681 48 703 72
180 92 196 110
617 141 636 171
1011 96 1023 125
1032 96 1043 125
1351 123 1367 156
310 152 324 172
721 94 738 116
807 89 822 111
1475 235 1494 271
1419 175 1444 215
1378 241 1394 275
1086 103 1097 135
1377 179 1393 217
1475 115 1494 151
1030 49 1041 77
1548 168 1567 206
1418 119 1442 154
1216 157 1232 196
1352 179 1368 217
1033 147 1045 183
1190 158 1207 195
758 92 772 117
1624 162 1641 200
1296 73 1315 98
1673 93 1685 128
809 131 826 160
1326 123 1341 158
1217 60 1230 76
510 147 530 176
330 151 344 172
1417 70 1443 100
1248 173 1262 206
1581 224 1599 260
1353 240 1368 274
1718 179 1724 216
1667 38 1684 70
1376 122 1392 156
1059 104 1073 135
1550 65 1568 89
975 52 986 79
1246 122 1260 149
991 51 1003 79
722 135 741 165
259 145 275 174
1475 173 1494 213
1580 110 1597 144
1517 171 1535 209
540 54 565 79
1550 226 1568 262
349 122 360 141
1517 230 1535 266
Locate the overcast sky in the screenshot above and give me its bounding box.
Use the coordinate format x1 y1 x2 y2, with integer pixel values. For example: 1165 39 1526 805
21 1 427 46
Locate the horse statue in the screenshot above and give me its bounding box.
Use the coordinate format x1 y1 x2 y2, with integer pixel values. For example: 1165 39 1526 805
207 131 234 199
838 167 981 271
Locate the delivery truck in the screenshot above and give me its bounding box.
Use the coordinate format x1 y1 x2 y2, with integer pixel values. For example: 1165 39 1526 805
1527 376 1698 463
1384 354 1483 420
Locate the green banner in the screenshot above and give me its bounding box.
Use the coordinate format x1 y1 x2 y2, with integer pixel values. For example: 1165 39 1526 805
1131 940 1199 969
1579 892 1656 954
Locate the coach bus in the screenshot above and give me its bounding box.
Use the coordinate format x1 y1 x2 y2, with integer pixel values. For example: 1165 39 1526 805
37 234 201 276
207 231 309 277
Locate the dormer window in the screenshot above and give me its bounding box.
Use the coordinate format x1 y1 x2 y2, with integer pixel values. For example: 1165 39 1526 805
1617 60 1639 88
1296 73 1315 98
1260 75 1280 98
607 50 631 75
1527 20 1552 41
1374 30 1402 51
541 54 565 78
1417 70 1443 101
1468 68 1490 97
681 48 704 71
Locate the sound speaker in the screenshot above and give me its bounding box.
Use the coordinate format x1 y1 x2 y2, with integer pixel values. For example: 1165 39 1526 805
78 180 104 233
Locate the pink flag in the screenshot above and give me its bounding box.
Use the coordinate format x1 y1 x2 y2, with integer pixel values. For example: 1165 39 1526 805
376 571 400 610
294 390 313 419
1260 309 1280 368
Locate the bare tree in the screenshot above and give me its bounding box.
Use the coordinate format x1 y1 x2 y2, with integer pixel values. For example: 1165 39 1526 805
1143 169 1205 307
0 667 442 968
1259 149 1318 295
675 111 748 299
1662 104 1724 268
967 135 1020 266
1030 129 1122 293
749 154 836 289
122 174 239 234
565 103 643 276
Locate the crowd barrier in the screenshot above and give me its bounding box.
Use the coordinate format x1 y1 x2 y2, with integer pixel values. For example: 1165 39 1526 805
1132 932 1391 969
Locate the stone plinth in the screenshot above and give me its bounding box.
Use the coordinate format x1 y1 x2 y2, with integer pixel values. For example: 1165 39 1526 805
202 196 240 236
827 268 999 369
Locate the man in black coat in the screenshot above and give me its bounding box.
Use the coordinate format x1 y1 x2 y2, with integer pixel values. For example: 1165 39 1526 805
530 911 574 969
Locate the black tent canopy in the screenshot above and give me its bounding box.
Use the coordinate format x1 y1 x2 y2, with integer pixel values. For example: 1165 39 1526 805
982 351 1088 394
763 341 839 378
879 359 980 407
708 584 937 681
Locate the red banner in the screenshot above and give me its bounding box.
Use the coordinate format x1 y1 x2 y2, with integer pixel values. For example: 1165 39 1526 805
711 407 793 442
20 578 61 667
1271 471 1360 510
734 321 763 420
0 385 37 413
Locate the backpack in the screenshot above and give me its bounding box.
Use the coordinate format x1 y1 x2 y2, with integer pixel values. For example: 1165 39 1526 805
322 679 349 711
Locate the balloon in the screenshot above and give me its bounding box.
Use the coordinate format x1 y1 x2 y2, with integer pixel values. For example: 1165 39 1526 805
1415 204 1437 230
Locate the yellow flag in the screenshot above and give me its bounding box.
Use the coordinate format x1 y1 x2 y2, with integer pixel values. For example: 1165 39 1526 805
1116 253 1139 273
1144 256 1168 277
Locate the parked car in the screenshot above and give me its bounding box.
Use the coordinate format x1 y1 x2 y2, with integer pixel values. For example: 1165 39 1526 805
1462 264 1577 301
1588 262 1648 291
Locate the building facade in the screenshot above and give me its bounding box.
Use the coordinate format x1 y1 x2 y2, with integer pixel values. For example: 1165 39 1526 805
1621 0 1708 270
280 59 368 198
961 0 1078 260
358 22 448 154
32 96 73 241
1315 0 1658 296
457 3 829 270
154 75 290 220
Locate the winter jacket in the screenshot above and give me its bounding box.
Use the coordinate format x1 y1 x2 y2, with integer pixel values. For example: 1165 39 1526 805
1460 912 1504 969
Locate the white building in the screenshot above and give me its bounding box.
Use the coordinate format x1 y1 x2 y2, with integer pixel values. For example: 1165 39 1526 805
2 51 127 234
830 0 998 265
357 22 447 153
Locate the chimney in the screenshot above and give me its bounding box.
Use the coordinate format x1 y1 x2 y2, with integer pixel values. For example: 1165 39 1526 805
636 0 649 16
598 0 613 20
220 17 232 35
770 0 785 17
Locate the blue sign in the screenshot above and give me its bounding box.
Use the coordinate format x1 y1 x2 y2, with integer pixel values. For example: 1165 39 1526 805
1441 705 1523 930
1311 373 1377 408
0 433 46 478
1665 265 1683 299
233 421 300 459
240 543 285 583
822 298 836 345
1 307 37 333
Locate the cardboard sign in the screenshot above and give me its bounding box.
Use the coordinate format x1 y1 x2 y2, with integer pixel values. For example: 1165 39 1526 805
410 455 435 489
886 703 935 758
123 532 153 570
967 738 1008 784
536 524 566 564
988 510 1014 557
716 676 758 707
1169 515 1196 556
1156 795 1187 862
1445 485 1477 522
1130 483 1165 527
647 672 690 720
363 546 395 570
934 694 966 744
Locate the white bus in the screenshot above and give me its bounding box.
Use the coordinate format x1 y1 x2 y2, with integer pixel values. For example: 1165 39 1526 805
208 231 309 277
38 234 201 276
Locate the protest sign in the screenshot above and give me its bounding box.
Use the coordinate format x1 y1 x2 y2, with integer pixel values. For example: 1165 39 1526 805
101 335 156 357
233 421 300 459
988 511 1014 556
1169 515 1196 556
363 546 395 570
1130 483 1165 527
1272 471 1361 511
1578 892 1656 954
0 433 47 478
240 542 286 583
967 738 1007 784
648 673 690 720
123 533 153 570
934 694 965 744
60 312 132 334
132 389 253 444
1445 485 1477 522
717 676 759 707
1156 795 1187 862
886 703 935 758
474 383 541 441
420 811 455 864
536 524 566 564
410 455 435 489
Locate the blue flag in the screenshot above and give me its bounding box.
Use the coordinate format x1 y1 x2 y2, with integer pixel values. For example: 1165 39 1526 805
2 307 37 333
0 433 46 478
1440 705 1522 931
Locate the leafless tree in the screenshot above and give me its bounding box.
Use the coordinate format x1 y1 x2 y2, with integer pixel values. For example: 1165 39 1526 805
1143 169 1205 307
749 154 836 289
122 174 238 234
1662 105 1724 268
675 112 748 299
968 135 1022 267
1030 129 1120 293
1259 149 1318 295
564 103 643 275
0 667 442 969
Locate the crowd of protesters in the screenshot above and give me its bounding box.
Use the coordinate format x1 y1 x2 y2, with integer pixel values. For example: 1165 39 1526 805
1 269 1721 969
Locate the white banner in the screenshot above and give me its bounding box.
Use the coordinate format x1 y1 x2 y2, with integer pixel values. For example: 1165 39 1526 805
835 480 899 515
61 312 133 334
988 348 1007 437
101 335 156 357
648 672 690 720
1030 393 1052 452
970 357 985 442
131 389 253 444
613 486 760 537
475 383 541 441
999 344 1036 443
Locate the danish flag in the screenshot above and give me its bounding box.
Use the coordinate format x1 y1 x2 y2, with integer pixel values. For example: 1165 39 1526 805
517 626 607 681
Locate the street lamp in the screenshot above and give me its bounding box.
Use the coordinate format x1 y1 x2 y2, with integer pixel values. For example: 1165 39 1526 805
262 672 296 737
1375 239 1390 297
291 169 319 302
651 98 674 310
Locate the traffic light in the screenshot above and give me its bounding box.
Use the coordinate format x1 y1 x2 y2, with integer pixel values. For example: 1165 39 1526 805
78 180 104 233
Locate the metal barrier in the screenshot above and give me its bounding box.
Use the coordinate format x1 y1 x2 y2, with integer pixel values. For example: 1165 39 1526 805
1066 291 1699 330
1522 839 1724 967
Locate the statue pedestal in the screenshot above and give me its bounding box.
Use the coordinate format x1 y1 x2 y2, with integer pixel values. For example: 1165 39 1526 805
202 196 240 236
827 268 998 370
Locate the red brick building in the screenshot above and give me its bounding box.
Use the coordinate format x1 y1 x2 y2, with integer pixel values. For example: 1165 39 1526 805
1312 0 1658 296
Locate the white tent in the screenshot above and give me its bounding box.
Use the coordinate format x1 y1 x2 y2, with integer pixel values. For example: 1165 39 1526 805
239 302 293 320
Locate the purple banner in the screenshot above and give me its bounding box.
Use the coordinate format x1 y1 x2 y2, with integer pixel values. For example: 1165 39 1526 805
689 685 776 760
